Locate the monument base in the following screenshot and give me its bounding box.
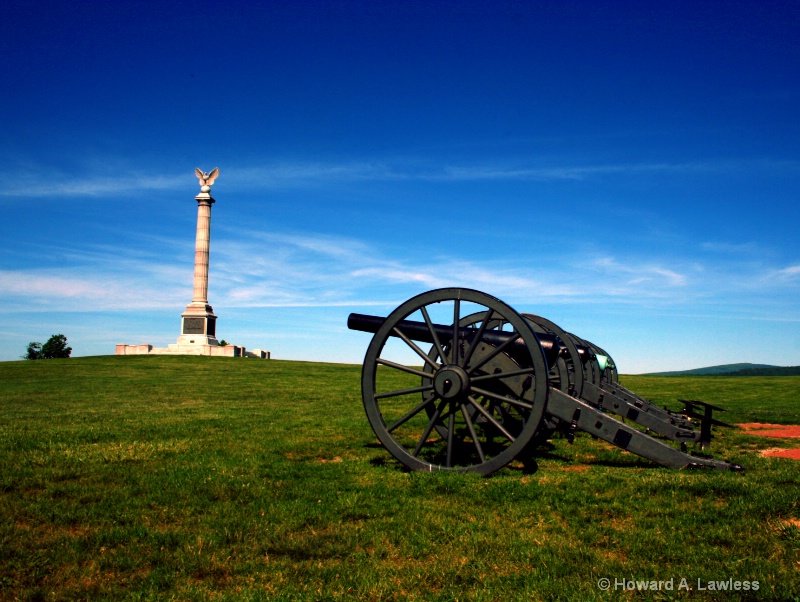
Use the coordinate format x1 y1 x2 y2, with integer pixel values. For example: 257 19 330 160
115 342 269 359
116 301 268 359
180 302 218 345
175 334 220 346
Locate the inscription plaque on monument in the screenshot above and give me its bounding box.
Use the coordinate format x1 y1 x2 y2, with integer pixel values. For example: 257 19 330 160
183 318 205 335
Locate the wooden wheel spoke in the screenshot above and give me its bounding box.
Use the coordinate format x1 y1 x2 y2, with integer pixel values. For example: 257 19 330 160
461 404 486 463
437 403 459 423
412 400 446 457
451 298 461 364
470 367 535 383
387 394 438 433
471 385 533 410
392 326 440 370
461 308 494 368
467 395 516 442
376 358 434 379
420 306 447 362
466 331 521 374
375 384 434 400
446 412 456 468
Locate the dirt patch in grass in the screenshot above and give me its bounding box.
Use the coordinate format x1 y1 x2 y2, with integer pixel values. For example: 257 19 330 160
737 423 800 438
761 448 800 460
739 423 800 460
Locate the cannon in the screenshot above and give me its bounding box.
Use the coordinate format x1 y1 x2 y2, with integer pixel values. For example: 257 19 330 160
518 313 732 449
347 288 742 476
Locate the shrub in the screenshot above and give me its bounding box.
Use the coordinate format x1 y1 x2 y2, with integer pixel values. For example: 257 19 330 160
24 334 72 360
23 342 42 360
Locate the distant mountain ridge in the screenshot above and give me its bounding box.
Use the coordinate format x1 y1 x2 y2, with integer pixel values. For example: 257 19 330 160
645 363 800 376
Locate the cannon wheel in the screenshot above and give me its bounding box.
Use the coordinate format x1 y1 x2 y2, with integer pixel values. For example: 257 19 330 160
567 331 602 385
423 310 506 441
432 311 576 448
422 310 555 446
522 314 585 399
361 288 549 475
521 314 587 444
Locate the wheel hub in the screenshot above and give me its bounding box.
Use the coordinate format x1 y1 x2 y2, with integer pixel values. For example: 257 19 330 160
433 365 470 400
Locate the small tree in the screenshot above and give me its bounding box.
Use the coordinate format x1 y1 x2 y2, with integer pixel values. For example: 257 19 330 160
23 342 42 360
41 334 72 359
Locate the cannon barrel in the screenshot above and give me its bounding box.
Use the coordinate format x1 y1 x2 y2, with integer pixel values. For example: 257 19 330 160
347 312 564 367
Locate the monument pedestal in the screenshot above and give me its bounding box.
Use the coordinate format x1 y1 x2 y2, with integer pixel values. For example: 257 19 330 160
177 302 219 346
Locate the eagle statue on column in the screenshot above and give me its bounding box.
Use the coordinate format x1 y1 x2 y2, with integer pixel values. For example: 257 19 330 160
195 167 220 192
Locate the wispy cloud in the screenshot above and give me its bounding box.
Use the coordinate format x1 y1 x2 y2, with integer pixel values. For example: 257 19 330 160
0 234 616 313
230 157 797 184
0 268 186 311
0 162 401 198
590 256 688 288
0 174 188 198
0 271 108 298
701 241 760 254
3 157 797 198
2 225 799 368
769 265 800 281
350 267 440 287
433 162 700 182
227 163 402 187
2 228 798 319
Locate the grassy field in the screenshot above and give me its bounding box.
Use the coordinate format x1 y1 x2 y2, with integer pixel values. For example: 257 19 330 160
1 356 799 601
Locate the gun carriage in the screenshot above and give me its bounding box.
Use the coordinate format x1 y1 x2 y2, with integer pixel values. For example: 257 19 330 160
520 313 728 449
348 288 741 476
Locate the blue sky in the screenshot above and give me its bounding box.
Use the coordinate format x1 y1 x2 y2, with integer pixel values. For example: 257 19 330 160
2 0 799 372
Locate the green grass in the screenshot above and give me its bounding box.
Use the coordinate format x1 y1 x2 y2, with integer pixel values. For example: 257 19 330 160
1 356 799 601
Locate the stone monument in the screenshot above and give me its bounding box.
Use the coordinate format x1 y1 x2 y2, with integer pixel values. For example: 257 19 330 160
177 168 220 347
116 168 269 358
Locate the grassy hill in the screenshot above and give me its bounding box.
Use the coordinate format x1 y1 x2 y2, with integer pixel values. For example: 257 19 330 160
645 362 780 376
1 356 799 600
648 363 800 377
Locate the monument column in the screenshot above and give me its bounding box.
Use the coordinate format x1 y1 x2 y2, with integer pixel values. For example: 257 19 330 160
192 193 213 305
177 168 220 346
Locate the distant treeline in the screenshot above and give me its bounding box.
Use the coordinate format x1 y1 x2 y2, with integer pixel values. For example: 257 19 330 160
716 366 800 376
